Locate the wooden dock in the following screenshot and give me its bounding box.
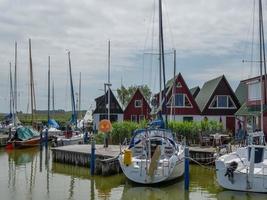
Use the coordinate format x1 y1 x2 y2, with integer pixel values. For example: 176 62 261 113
52 145 121 176
189 146 217 164
52 144 218 176
0 134 8 147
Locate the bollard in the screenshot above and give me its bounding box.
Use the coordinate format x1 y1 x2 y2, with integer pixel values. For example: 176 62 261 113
45 128 48 148
40 130 43 145
84 131 88 144
90 136 96 175
184 147 190 191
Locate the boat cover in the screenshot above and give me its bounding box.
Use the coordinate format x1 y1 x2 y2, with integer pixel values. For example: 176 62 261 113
16 127 40 141
48 119 60 128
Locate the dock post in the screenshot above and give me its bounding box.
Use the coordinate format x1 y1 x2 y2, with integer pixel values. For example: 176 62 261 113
84 131 88 144
45 128 48 148
90 135 96 175
40 130 43 145
184 146 190 191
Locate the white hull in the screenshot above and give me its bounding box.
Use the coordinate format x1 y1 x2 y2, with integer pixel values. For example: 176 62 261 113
119 151 184 184
56 135 84 146
216 145 267 193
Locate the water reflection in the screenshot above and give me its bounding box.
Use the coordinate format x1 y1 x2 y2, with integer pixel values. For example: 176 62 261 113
217 191 267 200
0 147 266 200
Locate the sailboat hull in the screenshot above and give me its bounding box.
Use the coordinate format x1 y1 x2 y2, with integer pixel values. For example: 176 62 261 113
10 137 40 149
119 148 184 184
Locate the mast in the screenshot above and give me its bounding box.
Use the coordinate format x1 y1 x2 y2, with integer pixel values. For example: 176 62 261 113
78 72 81 119
159 0 168 127
29 39 35 127
67 51 77 127
52 80 55 113
107 40 111 121
170 49 176 120
9 62 14 117
48 56 51 122
259 0 265 131
14 42 17 127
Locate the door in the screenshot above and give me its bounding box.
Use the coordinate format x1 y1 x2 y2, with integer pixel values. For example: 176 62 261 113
226 116 235 134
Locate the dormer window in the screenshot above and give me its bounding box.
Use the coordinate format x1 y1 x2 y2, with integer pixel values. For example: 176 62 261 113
176 82 182 88
167 93 192 108
209 95 236 109
248 81 261 101
135 100 142 108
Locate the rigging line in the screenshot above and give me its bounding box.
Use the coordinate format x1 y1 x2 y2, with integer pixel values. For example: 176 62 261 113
148 0 156 88
163 0 176 48
142 0 156 85
250 0 256 77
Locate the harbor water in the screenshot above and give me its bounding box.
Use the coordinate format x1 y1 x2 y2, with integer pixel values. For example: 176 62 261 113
0 146 266 200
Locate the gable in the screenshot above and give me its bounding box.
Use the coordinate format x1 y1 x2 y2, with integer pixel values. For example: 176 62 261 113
165 73 200 114
202 76 240 114
93 89 123 114
124 89 151 113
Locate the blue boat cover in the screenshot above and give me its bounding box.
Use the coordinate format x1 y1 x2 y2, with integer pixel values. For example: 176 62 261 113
16 127 40 141
48 119 60 128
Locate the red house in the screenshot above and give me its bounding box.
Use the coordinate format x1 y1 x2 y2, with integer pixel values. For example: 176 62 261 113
123 88 151 122
235 75 267 136
155 73 201 122
195 75 241 133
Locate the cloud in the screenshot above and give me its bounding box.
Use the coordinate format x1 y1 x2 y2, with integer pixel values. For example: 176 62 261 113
0 0 263 112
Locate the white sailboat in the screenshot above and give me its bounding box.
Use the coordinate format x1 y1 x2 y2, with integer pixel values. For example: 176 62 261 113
215 0 267 193
53 51 83 146
118 0 185 184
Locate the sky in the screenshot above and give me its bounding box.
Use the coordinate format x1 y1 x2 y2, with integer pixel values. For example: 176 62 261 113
0 0 265 113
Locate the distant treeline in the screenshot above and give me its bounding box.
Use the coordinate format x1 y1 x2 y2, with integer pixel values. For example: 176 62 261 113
0 110 86 127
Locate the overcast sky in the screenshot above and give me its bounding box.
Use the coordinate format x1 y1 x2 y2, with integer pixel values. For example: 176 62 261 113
0 0 264 113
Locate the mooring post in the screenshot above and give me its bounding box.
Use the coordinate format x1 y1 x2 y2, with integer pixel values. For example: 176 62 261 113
84 131 88 144
40 130 43 145
90 135 96 175
184 146 190 191
45 128 48 148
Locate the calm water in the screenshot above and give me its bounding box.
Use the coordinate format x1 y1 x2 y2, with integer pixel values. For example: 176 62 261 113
0 147 266 200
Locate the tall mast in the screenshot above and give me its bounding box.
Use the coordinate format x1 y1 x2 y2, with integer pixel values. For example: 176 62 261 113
29 39 35 127
48 56 51 122
159 4 162 106
52 80 55 113
14 42 17 127
170 49 176 120
67 51 77 127
107 40 111 121
9 62 14 115
78 72 81 119
259 0 265 131
159 0 168 127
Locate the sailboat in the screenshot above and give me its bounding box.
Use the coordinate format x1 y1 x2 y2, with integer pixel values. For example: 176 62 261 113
7 39 40 149
215 0 267 193
53 51 83 146
42 56 62 138
118 0 185 184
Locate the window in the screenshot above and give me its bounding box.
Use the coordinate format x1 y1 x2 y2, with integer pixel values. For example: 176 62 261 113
135 100 142 108
139 115 145 121
218 96 227 107
176 82 182 88
183 117 193 122
248 82 261 101
131 115 137 122
209 95 236 109
171 93 192 107
175 94 184 107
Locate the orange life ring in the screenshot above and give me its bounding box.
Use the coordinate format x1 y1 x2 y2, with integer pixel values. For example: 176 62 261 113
99 119 112 133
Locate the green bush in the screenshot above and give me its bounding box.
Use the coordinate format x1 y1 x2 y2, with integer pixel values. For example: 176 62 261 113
168 120 224 144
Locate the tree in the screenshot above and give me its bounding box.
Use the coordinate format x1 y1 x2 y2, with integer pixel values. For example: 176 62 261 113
117 85 152 108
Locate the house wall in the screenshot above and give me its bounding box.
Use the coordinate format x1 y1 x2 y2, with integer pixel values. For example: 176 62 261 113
123 90 151 122
93 113 123 131
202 79 239 116
164 74 200 115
